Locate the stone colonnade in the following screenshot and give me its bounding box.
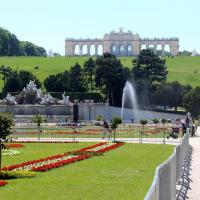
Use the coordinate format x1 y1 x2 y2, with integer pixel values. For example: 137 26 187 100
65 39 103 56
65 30 179 56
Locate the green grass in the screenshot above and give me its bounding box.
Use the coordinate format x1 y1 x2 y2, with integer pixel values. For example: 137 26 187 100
0 56 200 90
0 142 173 200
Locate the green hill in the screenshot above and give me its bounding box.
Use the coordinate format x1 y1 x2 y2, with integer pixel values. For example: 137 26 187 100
0 56 199 90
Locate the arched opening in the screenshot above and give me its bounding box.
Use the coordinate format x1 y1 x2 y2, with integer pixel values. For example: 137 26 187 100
164 44 170 56
149 44 154 52
82 45 88 55
97 45 103 55
90 45 95 56
74 45 80 55
127 45 133 56
141 44 146 50
111 45 117 55
119 45 125 56
156 44 162 56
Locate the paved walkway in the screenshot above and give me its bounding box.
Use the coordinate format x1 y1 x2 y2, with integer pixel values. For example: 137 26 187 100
187 126 200 200
14 137 181 145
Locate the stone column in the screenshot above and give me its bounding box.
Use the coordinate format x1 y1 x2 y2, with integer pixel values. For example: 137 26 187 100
94 44 98 56
87 45 90 56
154 44 157 54
65 40 75 56
79 45 83 55
170 42 179 56
162 45 165 56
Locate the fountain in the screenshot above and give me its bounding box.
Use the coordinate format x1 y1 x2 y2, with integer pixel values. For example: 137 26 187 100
59 92 70 105
3 93 17 105
121 81 139 121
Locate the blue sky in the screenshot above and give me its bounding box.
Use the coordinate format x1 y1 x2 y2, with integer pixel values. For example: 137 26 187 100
0 0 199 55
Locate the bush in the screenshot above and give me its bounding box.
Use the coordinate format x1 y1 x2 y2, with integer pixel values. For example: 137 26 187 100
50 92 103 102
161 118 167 124
111 116 122 130
96 115 103 121
152 118 159 124
140 119 148 125
0 170 36 179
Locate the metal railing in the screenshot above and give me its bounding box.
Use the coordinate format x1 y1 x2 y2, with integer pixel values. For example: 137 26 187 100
11 125 182 144
144 129 189 200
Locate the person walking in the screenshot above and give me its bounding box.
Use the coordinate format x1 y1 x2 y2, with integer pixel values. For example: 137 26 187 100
102 119 109 139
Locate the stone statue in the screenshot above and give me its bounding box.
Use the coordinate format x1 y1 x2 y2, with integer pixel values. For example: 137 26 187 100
19 80 43 104
40 93 56 105
59 92 69 105
3 93 17 105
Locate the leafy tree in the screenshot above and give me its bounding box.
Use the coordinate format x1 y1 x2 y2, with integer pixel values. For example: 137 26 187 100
95 53 129 106
152 81 184 111
111 116 122 140
183 87 200 118
0 113 14 169
152 118 159 125
83 57 96 92
140 119 148 135
0 27 46 57
32 114 47 140
132 49 168 83
0 65 12 88
3 70 41 92
32 114 46 127
8 34 21 56
0 28 10 56
44 70 70 92
69 63 86 92
161 118 167 124
3 71 21 92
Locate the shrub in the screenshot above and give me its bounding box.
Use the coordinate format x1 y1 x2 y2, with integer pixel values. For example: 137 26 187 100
111 116 122 130
0 170 36 179
95 115 103 121
140 119 148 125
152 118 159 124
161 118 167 124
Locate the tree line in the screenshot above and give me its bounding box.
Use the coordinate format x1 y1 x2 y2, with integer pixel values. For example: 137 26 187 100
0 27 46 56
0 49 200 118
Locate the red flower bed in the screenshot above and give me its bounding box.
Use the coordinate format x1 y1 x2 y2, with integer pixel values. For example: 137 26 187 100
5 143 25 148
0 180 8 187
2 142 124 173
32 154 91 172
1 142 107 171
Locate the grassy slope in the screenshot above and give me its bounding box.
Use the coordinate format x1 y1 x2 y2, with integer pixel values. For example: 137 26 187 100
0 143 173 200
0 56 199 89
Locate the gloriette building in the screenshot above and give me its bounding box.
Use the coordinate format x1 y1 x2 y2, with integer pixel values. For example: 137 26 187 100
65 28 179 56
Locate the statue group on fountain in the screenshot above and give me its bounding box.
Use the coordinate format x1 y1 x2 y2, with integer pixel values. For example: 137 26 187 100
1 80 71 106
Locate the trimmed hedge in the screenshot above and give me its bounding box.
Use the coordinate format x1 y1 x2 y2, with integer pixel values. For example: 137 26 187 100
0 92 103 102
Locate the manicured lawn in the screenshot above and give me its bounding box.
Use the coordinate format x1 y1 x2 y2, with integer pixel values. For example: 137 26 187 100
0 142 173 200
0 56 200 89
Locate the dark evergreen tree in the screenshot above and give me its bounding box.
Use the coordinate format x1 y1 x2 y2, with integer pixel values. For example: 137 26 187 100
69 63 86 92
95 53 129 106
83 57 96 91
132 49 168 83
183 87 200 118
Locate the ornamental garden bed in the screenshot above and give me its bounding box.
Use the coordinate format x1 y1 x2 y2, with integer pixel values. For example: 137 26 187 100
0 142 173 200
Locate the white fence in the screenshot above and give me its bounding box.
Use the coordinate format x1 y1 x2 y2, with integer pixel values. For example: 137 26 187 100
144 131 189 200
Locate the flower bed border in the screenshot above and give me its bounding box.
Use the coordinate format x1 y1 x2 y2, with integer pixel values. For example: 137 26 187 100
0 180 8 187
2 142 124 172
